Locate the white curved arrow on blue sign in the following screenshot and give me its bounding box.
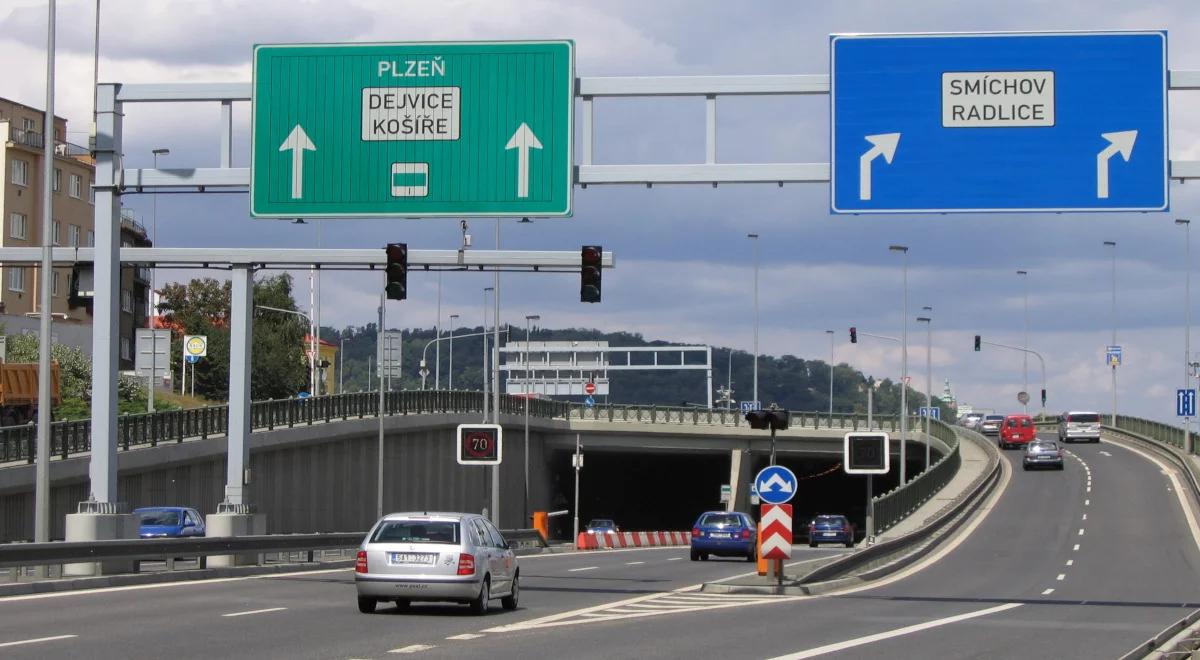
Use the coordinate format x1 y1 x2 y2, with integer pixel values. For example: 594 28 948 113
754 465 798 505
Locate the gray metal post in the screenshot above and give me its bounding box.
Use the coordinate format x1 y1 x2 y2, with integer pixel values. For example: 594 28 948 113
223 266 253 507
867 381 873 430
923 313 932 471
377 294 385 518
88 82 122 504
706 346 713 409
449 314 458 390
523 314 539 524
34 0 56 549
890 245 909 484
1180 219 1193 452
1105 241 1118 426
435 273 441 390
482 288 492 423
572 433 581 545
866 474 874 543
748 233 759 405
1018 270 1029 414
826 330 835 420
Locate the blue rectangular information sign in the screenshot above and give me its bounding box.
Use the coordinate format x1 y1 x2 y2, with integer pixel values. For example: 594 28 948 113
831 31 1168 213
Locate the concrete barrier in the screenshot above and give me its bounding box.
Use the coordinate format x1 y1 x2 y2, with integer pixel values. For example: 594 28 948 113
575 531 689 550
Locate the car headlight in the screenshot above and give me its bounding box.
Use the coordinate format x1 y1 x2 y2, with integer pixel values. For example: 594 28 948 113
588 529 596 534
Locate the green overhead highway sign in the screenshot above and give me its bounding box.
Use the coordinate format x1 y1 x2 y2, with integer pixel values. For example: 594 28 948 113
251 40 575 218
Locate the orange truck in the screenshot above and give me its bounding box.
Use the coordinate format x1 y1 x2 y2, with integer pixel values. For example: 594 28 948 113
0 362 61 426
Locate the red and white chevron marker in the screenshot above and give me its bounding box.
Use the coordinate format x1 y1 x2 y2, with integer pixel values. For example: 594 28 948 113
760 504 793 560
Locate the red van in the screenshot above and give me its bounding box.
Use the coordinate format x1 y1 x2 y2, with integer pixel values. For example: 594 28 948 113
999 414 1036 449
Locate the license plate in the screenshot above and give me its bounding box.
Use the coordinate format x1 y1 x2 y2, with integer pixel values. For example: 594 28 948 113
390 552 435 565
823 532 837 537
710 533 731 539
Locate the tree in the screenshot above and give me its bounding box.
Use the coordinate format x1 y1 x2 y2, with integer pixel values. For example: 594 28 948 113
5 332 146 420
157 274 308 401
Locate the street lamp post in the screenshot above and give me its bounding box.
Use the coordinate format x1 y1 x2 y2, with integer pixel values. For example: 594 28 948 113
339 337 346 394
748 233 759 406
917 310 932 472
825 330 835 421
482 288 493 423
448 314 459 390
435 273 442 390
1017 270 1029 414
523 314 540 525
889 245 909 484
1104 240 1118 426
148 147 169 412
1179 219 1192 451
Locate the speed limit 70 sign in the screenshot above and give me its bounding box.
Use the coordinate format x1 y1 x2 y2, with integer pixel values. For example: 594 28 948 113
456 424 502 466
843 432 890 475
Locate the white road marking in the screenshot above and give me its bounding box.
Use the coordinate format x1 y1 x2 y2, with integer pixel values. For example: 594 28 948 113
222 607 287 617
567 566 598 572
1042 588 1055 595
765 603 1023 659
1085 499 1090 506
1100 450 1112 456
389 644 435 654
1082 514 1087 521
1078 529 1085 536
1073 544 1080 551
1101 438 1200 554
1066 560 1074 566
667 557 683 561
625 561 645 565
0 635 78 649
1087 487 1092 493
0 567 350 603
1056 574 1066 581
446 634 484 640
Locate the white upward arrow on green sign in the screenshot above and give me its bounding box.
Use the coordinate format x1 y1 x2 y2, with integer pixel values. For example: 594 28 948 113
506 123 542 199
278 124 315 199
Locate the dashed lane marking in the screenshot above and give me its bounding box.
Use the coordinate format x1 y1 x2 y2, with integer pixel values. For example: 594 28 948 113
567 566 598 572
1042 588 1055 595
222 607 287 617
1056 574 1066 581
1099 450 1113 456
1085 499 1090 506
1073 544 1080 551
1078 529 1085 536
1066 560 1074 566
1082 514 1087 521
446 634 484 640
625 561 645 565
0 635 78 649
389 644 435 654
667 557 684 561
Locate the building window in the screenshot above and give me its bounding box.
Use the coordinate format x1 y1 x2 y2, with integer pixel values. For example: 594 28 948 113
52 220 61 246
87 230 94 247
121 289 132 313
88 178 95 204
69 174 82 199
9 213 27 240
51 271 59 297
53 168 61 193
69 224 80 247
21 117 35 132
10 159 28 186
120 337 131 361
8 267 24 293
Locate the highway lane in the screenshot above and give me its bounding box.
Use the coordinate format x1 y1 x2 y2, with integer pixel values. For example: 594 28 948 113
399 431 1200 659
0 544 847 659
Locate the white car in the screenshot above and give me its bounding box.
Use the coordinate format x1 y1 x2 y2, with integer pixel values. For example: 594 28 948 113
355 512 519 615
1058 411 1102 443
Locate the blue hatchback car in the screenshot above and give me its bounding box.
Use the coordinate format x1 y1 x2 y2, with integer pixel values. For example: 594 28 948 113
690 511 756 562
133 507 206 538
808 514 854 548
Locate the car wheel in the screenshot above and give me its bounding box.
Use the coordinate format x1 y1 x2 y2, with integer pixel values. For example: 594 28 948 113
700 553 709 561
357 596 377 614
501 574 519 611
746 549 756 562
469 579 490 616
1023 464 1030 471
844 540 854 548
690 549 700 561
809 542 817 548
394 599 410 611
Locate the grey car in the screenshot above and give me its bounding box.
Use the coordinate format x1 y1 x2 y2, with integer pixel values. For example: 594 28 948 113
980 414 1005 436
1024 440 1064 470
355 512 519 615
1058 411 1102 443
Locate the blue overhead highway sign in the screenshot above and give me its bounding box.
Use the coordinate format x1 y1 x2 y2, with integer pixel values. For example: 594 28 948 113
754 465 797 505
831 31 1168 213
740 400 761 414
1179 389 1196 417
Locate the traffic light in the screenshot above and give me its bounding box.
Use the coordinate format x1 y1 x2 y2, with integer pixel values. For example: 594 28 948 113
974 335 981 351
1041 388 1047 406
745 409 790 431
581 245 602 303
385 243 408 301
849 327 858 344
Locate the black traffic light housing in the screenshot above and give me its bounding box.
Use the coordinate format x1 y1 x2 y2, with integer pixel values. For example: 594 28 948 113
849 327 857 343
745 409 790 431
385 243 408 301
974 335 981 351
581 245 602 303
1041 388 1047 406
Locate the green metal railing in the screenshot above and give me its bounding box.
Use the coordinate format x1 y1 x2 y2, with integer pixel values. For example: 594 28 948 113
870 416 963 535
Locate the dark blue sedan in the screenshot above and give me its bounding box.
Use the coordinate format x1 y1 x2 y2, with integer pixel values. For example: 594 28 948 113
690 511 756 561
808 514 854 548
133 507 206 538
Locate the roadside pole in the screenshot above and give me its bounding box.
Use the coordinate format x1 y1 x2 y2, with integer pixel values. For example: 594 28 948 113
573 433 582 546
377 295 385 518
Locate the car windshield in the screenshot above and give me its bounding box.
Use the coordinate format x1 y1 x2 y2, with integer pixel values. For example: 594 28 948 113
588 519 614 527
813 516 846 525
371 520 460 544
700 513 743 527
137 510 181 526
985 416 1004 422
1069 414 1101 423
1030 442 1058 451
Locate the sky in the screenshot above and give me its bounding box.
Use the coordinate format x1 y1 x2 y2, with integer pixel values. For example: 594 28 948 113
1 0 1199 423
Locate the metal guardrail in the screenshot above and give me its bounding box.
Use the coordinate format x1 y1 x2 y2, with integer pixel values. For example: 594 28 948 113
0 528 547 569
0 389 908 465
870 417 962 535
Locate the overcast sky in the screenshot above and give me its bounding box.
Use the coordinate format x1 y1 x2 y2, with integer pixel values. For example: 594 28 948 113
2 0 1200 423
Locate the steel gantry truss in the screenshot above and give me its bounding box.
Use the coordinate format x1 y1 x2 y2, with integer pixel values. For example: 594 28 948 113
71 65 1200 522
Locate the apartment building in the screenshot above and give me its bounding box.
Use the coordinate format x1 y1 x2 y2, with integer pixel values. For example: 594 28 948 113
0 97 151 370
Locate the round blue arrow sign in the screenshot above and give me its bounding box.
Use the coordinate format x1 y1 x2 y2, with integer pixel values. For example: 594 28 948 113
754 465 798 505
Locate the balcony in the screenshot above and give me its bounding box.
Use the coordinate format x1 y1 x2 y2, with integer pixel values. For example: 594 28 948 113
7 126 90 158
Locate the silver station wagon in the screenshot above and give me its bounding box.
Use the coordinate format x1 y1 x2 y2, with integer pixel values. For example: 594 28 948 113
354 512 519 615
